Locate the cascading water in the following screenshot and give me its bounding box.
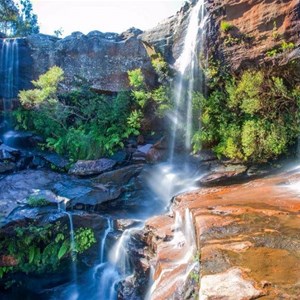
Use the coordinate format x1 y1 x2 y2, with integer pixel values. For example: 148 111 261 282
99 217 113 264
0 38 19 132
170 0 207 162
146 208 198 299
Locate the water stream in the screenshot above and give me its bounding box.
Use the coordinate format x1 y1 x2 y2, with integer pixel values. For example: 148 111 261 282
0 38 19 133
169 0 207 162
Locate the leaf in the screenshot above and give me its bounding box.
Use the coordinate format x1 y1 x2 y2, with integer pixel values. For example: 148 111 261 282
29 246 35 264
58 240 69 259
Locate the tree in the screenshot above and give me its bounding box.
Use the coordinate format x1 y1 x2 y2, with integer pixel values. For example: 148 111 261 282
13 0 39 36
0 0 18 36
54 27 64 38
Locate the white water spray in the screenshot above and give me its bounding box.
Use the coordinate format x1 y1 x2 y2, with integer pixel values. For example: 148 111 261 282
1 38 19 130
170 0 207 161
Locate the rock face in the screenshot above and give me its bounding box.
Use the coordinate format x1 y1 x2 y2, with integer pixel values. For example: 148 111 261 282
140 2 192 64
141 0 300 71
141 170 300 299
24 29 156 93
205 0 300 71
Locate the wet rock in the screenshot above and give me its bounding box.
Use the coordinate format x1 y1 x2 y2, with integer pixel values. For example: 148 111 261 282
134 144 166 163
0 144 20 159
70 187 122 207
199 268 262 300
115 219 143 231
38 152 69 170
23 189 69 207
0 161 16 173
68 158 116 176
198 163 247 186
146 147 166 163
137 144 153 155
131 151 147 164
92 164 144 186
109 150 128 165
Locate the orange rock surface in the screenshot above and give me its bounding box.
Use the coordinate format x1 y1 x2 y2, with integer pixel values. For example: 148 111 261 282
145 169 300 299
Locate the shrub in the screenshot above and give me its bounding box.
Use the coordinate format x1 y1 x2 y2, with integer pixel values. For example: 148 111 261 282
27 196 48 207
220 20 234 33
0 222 96 280
16 67 141 159
192 69 300 162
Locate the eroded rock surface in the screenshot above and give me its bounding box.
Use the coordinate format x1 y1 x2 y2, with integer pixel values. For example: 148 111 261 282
142 169 300 299
25 29 156 93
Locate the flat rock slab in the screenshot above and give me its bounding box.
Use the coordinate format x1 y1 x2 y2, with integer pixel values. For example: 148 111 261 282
69 158 116 176
199 268 262 300
144 170 300 299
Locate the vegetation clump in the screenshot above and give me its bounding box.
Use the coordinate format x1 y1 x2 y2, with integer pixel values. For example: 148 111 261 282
220 20 234 33
192 68 300 162
15 53 172 160
0 222 96 280
27 196 48 207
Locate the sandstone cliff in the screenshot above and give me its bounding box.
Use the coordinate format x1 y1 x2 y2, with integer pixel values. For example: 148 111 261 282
141 0 300 72
0 28 156 95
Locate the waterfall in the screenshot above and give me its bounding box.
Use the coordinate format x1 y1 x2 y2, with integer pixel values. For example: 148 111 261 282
65 212 79 300
170 0 207 161
0 38 19 131
146 208 198 299
99 217 114 264
93 225 143 300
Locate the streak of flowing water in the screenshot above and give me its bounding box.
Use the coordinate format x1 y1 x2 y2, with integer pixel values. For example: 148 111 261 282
99 217 113 264
170 0 206 162
65 212 79 300
0 39 19 131
146 208 197 299
94 225 143 300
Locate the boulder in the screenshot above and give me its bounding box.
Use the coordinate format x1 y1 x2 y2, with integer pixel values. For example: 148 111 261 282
38 152 69 170
92 164 144 186
68 158 116 176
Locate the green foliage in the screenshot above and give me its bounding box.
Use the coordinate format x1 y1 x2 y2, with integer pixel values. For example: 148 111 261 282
220 20 234 33
266 48 279 57
128 69 145 89
0 0 39 37
0 0 18 36
74 228 96 254
192 69 300 162
27 196 48 207
19 66 64 108
281 40 295 51
16 66 142 159
266 40 295 57
151 53 169 82
13 0 39 36
16 53 172 160
152 85 172 117
224 36 241 47
227 71 263 114
0 222 96 280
